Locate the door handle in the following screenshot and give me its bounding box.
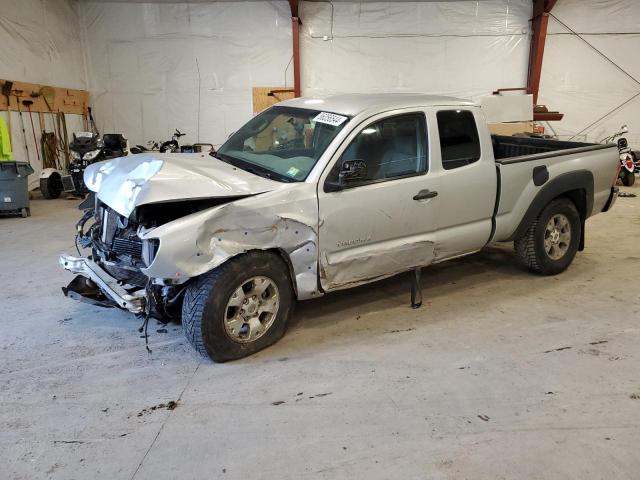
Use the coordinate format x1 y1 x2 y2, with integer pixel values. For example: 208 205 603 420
413 189 438 201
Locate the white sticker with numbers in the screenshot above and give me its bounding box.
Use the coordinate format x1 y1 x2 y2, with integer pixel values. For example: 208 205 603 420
313 112 348 126
3 197 11 203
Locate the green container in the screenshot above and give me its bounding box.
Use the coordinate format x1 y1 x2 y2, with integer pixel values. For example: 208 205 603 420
0 161 34 217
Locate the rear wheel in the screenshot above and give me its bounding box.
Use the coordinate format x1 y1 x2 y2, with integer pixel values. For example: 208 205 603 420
622 171 635 187
515 198 581 275
40 174 62 199
181 251 294 362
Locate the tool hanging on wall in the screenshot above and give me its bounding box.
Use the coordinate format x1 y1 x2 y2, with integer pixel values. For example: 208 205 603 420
55 112 69 168
22 99 41 165
87 106 98 135
41 131 62 170
14 90 30 163
39 86 55 112
1 81 13 138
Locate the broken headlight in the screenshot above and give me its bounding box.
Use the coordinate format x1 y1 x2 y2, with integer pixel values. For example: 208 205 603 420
142 238 160 267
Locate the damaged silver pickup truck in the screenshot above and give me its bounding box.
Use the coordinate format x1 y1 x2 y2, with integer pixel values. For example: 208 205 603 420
60 94 620 361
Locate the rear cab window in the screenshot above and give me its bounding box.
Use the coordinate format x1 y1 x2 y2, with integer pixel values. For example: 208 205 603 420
436 110 481 170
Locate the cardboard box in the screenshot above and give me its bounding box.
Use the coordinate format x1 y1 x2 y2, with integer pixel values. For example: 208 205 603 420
488 122 534 136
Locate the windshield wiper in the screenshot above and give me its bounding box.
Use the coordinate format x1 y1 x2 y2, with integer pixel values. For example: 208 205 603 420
215 152 292 183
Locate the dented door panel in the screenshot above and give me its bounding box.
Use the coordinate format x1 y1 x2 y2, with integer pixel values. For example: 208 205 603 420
317 109 439 291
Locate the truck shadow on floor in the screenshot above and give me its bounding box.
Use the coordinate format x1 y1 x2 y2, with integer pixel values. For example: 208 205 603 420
288 243 553 333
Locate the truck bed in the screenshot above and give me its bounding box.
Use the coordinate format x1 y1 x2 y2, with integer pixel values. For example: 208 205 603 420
492 135 613 163
490 135 619 243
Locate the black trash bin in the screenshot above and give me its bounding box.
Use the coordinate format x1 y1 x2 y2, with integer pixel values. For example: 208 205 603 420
0 161 34 218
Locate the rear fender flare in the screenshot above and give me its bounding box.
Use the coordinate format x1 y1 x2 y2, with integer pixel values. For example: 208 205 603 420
507 170 594 244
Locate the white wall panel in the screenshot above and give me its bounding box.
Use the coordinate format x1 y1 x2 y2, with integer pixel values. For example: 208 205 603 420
540 0 640 146
300 1 532 101
79 1 293 148
0 0 86 185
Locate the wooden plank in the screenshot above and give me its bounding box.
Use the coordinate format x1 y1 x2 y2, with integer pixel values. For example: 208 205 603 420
252 87 295 115
0 79 88 116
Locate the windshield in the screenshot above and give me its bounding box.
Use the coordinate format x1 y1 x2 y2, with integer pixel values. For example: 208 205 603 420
216 106 350 182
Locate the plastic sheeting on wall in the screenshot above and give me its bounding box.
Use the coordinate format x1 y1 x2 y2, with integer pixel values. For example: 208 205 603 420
540 0 640 147
0 0 86 187
299 1 532 101
79 1 293 149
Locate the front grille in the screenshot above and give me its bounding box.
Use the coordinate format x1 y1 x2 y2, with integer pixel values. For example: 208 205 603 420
62 175 75 192
112 237 143 259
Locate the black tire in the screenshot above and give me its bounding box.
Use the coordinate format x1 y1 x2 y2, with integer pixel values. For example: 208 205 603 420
514 198 581 275
40 174 62 199
181 251 294 362
622 171 635 187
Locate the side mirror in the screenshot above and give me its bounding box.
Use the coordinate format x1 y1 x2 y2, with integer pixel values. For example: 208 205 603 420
338 159 367 183
325 159 367 192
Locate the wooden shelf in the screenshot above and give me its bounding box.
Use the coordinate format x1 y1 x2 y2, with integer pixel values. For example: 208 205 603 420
0 79 88 116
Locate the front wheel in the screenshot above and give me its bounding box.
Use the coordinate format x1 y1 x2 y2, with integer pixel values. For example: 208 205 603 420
181 251 294 362
515 198 581 275
622 171 635 187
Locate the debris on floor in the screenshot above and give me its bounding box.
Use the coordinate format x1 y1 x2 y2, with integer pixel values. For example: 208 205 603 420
387 327 416 334
543 346 572 353
137 400 179 416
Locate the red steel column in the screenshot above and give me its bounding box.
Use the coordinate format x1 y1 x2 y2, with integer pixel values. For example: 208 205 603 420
289 0 301 97
527 0 557 104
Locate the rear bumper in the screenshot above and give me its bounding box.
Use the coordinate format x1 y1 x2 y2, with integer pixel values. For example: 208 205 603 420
602 186 619 213
59 254 146 313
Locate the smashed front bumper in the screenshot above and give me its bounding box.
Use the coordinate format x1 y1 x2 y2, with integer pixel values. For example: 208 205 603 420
59 255 146 313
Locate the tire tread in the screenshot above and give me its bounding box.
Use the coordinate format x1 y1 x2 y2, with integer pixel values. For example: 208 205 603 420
181 252 293 361
514 217 542 273
514 197 580 276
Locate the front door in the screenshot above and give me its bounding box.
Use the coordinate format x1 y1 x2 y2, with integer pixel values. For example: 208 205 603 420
317 110 440 291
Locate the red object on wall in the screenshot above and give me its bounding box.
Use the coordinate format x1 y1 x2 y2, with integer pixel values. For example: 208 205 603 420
289 0 301 97
528 0 557 104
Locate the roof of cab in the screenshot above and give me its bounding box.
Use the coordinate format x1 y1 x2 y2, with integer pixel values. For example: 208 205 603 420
277 93 477 117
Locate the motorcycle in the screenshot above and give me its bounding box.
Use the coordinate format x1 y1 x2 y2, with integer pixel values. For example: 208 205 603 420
601 125 635 187
130 129 214 154
40 132 128 198
130 129 186 154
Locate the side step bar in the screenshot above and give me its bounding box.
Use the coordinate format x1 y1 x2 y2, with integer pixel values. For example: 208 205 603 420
59 255 145 313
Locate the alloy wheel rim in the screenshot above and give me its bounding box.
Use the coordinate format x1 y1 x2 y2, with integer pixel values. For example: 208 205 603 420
224 276 280 343
544 214 571 260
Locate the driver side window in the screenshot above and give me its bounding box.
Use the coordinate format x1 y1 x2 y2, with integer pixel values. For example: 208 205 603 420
329 113 427 187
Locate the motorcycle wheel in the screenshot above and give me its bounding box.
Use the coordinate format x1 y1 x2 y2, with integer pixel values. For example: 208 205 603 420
622 171 636 187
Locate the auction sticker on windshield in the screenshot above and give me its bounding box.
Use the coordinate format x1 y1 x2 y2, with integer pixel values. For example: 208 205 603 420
313 112 348 126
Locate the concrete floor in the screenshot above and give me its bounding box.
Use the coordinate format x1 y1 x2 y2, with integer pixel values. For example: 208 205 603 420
1 188 640 480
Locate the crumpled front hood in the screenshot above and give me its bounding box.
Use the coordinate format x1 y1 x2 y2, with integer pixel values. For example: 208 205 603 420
84 153 281 217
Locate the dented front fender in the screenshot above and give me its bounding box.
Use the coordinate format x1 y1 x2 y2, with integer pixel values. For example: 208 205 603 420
138 183 322 300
